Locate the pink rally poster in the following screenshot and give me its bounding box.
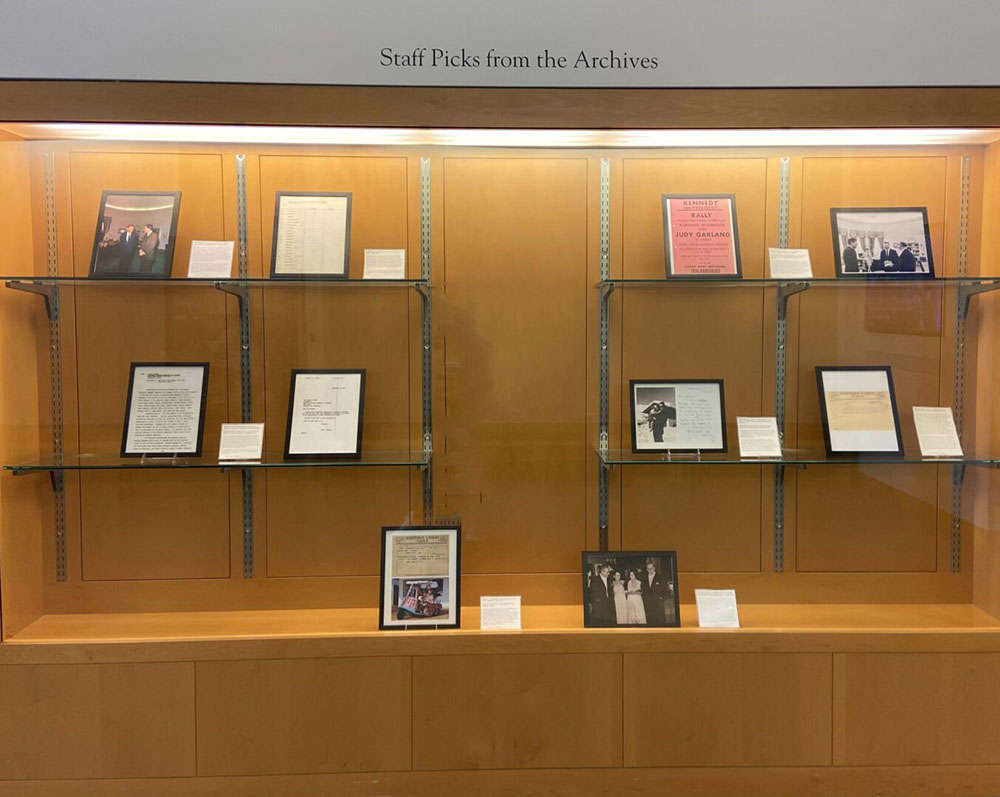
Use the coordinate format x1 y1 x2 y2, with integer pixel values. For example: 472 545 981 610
663 195 741 278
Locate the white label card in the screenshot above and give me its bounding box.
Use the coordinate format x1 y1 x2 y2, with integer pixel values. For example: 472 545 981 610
480 596 522 630
737 416 782 458
363 249 406 279
695 589 740 628
768 248 813 279
187 240 235 278
913 406 963 458
218 423 265 461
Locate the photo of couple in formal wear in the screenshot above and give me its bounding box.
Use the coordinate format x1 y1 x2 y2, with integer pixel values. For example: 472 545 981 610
90 190 181 278
830 207 935 278
583 551 680 628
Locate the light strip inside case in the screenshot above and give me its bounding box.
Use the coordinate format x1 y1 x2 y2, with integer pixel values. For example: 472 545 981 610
4 123 999 148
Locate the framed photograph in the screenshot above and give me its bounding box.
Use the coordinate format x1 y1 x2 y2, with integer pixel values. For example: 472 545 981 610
830 207 934 278
270 191 352 279
815 366 904 457
284 369 365 459
582 551 680 628
661 194 741 279
380 525 461 630
120 362 210 458
90 190 181 278
629 379 727 453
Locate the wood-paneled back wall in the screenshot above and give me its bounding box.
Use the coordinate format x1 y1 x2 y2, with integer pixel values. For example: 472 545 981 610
1 141 988 621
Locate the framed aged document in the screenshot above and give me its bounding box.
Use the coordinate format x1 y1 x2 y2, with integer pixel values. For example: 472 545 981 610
830 207 934 279
90 190 181 278
284 369 365 459
380 525 461 630
582 550 679 628
815 366 904 456
630 379 727 453
270 191 352 279
661 194 741 279
120 362 209 458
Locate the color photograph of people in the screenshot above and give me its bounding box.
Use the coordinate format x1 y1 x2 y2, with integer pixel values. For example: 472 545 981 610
584 553 679 627
634 386 677 446
832 209 934 277
91 192 180 276
390 577 449 622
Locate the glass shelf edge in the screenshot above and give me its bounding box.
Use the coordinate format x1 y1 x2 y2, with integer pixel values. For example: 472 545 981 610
597 450 998 467
3 277 431 287
4 454 431 473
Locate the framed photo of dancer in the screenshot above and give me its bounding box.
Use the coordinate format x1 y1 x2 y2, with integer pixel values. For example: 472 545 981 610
582 550 680 628
629 379 727 453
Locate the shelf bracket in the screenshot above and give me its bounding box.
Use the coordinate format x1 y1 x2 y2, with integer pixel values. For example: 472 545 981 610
956 279 1000 320
5 280 58 321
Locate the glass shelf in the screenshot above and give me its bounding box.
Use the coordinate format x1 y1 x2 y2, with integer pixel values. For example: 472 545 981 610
5 450 431 474
598 448 998 467
599 276 1000 288
3 276 429 287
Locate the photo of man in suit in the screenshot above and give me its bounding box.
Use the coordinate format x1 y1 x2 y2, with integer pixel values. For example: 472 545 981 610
872 240 898 272
138 224 159 273
841 237 860 273
587 563 615 627
640 558 670 626
896 241 918 272
118 224 139 272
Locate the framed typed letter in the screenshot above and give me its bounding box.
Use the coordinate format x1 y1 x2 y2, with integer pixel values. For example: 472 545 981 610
380 526 461 630
582 550 679 628
271 191 352 279
629 379 727 453
90 190 181 278
284 369 365 459
662 194 741 279
120 362 210 457
816 366 904 456
830 207 934 278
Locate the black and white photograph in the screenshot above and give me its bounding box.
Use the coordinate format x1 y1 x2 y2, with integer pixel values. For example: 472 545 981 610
90 190 181 278
582 551 680 628
830 207 934 278
630 379 727 453
380 525 461 631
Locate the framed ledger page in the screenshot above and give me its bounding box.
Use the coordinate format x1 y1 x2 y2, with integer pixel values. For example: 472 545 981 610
380 526 461 630
661 194 741 279
120 362 210 458
582 550 679 628
629 379 727 453
283 369 366 459
815 365 904 456
270 191 352 279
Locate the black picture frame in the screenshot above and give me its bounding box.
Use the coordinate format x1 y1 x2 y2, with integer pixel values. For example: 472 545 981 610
830 206 934 279
120 362 210 458
815 365 905 457
582 550 680 628
270 191 353 279
283 368 366 460
661 193 742 280
89 190 182 278
379 525 462 631
629 378 727 453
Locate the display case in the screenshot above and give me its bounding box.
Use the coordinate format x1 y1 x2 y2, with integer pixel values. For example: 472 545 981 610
1 91 1000 788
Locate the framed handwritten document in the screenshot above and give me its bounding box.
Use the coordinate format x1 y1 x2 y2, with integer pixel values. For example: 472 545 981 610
120 362 210 457
379 525 461 631
815 366 904 457
629 379 727 453
283 369 366 459
270 191 352 278
662 194 741 279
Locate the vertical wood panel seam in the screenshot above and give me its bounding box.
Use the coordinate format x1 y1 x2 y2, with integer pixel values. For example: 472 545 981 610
192 660 199 776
